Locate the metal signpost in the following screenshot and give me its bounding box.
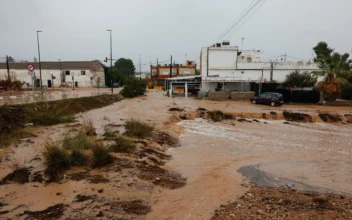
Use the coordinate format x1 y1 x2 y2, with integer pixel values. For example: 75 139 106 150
27 64 36 91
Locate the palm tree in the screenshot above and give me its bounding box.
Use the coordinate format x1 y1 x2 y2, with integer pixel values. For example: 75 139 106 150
313 42 352 101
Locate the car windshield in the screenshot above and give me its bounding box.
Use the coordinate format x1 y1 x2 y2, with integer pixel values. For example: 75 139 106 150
260 93 266 97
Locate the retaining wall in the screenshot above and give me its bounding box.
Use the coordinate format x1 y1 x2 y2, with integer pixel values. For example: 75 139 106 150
231 92 255 101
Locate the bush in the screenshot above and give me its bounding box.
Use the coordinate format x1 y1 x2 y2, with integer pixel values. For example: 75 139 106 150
0 79 23 91
71 149 89 166
124 119 154 138
108 135 135 153
120 78 147 98
62 131 92 150
341 84 352 100
91 145 114 168
43 143 71 181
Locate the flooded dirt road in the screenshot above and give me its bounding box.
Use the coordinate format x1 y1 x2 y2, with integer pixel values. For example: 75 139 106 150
1 91 351 219
147 119 352 219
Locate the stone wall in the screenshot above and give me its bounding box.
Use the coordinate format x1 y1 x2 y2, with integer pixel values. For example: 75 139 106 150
208 92 231 101
231 92 255 101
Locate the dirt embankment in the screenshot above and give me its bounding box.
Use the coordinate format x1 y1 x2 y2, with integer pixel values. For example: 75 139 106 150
0 94 123 147
169 107 352 124
212 184 352 220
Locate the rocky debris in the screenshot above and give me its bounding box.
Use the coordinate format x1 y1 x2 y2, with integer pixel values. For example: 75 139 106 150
23 204 67 220
283 111 314 122
109 200 151 215
197 107 207 111
137 164 186 189
168 107 184 112
208 110 233 122
98 189 104 193
211 185 352 220
319 113 342 122
69 172 109 184
152 131 180 147
0 167 30 185
73 194 96 203
270 111 277 115
96 210 104 217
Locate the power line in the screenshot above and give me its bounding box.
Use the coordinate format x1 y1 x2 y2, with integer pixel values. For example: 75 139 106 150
226 0 267 39
213 0 257 42
216 0 265 42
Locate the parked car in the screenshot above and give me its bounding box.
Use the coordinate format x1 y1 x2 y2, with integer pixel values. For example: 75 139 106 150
250 92 284 106
112 83 120 88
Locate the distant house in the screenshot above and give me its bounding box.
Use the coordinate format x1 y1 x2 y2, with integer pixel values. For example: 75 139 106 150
0 60 105 88
150 60 196 86
200 41 319 93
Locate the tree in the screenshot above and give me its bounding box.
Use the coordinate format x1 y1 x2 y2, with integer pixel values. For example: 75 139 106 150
33 57 38 62
114 58 136 78
7 56 15 62
313 42 352 100
283 70 317 88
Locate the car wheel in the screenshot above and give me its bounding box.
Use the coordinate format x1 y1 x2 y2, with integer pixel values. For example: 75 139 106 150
271 102 275 107
252 100 256 104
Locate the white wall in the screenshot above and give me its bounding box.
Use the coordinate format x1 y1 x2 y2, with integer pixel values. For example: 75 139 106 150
0 68 105 87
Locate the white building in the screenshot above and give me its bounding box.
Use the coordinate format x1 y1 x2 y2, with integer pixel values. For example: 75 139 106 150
200 41 319 92
0 61 105 88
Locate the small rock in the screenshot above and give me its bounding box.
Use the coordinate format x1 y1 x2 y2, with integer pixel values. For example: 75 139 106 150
278 199 283 204
229 213 235 218
98 189 103 193
247 193 254 198
156 177 160 181
256 210 265 215
96 211 104 217
237 203 242 208
56 192 62 196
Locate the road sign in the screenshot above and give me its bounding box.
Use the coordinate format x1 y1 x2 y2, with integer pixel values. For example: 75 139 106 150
27 64 35 72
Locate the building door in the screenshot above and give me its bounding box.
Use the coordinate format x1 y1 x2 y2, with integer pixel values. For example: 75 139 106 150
47 80 52 88
75 81 78 87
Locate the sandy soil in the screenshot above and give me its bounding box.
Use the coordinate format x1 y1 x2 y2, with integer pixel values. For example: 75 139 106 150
0 91 351 219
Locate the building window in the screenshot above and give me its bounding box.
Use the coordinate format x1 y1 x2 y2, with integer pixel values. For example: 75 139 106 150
81 71 86 75
65 71 70 75
247 57 252 63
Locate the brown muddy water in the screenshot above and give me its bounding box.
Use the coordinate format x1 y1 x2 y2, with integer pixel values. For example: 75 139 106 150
147 118 352 219
1 92 351 219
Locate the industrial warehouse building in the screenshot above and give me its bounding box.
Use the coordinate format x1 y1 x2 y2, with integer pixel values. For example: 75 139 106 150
0 60 105 88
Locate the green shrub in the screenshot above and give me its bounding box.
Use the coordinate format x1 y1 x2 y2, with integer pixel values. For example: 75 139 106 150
62 131 92 150
124 119 154 138
108 135 135 153
91 145 114 168
71 149 89 166
341 84 352 100
43 143 71 181
120 78 147 98
103 130 116 138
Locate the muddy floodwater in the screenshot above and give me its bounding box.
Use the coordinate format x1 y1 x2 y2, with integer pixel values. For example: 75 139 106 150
1 91 351 219
147 118 352 219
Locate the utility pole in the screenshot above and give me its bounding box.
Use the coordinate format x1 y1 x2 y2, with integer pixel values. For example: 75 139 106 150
169 55 172 78
138 54 141 80
241 37 245 51
6 55 9 80
36 30 43 90
107 30 113 94
284 53 287 62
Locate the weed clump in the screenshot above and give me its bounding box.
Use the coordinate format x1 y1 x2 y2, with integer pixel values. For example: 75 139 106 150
70 149 89 167
91 145 114 168
108 135 135 153
43 143 71 181
62 132 92 150
82 118 96 136
124 119 154 138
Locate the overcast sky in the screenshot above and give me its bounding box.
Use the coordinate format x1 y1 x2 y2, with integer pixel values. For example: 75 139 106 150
1 0 352 71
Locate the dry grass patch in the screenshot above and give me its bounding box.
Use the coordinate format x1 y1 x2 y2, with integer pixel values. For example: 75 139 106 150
124 119 154 138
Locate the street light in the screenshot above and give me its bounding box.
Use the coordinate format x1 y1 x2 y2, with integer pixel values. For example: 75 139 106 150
37 30 43 90
107 29 113 94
